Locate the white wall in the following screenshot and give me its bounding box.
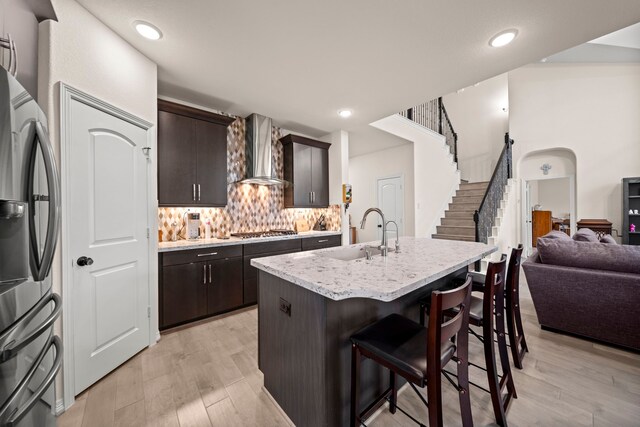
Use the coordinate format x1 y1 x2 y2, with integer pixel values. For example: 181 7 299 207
510 63 640 238
370 114 460 238
443 73 509 182
349 143 415 243
535 177 571 218
39 0 158 406
323 130 350 244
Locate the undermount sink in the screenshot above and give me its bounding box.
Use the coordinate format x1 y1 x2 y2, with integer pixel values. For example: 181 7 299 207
318 245 384 261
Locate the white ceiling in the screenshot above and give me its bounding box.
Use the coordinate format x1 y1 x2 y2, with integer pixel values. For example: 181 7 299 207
589 22 640 49
77 0 640 139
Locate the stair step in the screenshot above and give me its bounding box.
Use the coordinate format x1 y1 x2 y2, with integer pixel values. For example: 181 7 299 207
444 210 475 219
456 189 486 197
436 225 475 237
448 202 479 212
459 181 489 191
432 234 475 242
441 218 475 227
452 195 483 205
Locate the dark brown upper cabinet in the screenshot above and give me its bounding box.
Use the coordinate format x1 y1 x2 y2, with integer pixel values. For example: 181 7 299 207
281 134 330 208
157 100 235 207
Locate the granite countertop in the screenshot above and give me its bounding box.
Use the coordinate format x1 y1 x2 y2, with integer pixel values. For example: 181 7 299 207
158 230 343 252
251 237 497 302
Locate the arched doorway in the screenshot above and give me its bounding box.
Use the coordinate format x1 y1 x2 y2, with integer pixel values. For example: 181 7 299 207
517 148 577 255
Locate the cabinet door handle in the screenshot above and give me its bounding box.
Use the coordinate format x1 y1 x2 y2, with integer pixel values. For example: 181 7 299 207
208 264 212 284
317 239 328 243
312 191 315 204
203 264 206 284
193 184 196 201
309 192 312 204
198 184 201 201
197 252 218 257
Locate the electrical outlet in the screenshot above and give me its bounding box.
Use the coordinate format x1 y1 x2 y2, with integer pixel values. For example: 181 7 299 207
279 298 291 317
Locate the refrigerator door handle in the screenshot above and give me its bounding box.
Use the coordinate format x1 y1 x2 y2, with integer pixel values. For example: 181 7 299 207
29 121 61 282
0 292 62 363
0 335 62 426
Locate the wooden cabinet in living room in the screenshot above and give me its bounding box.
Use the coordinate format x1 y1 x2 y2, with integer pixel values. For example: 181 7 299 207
281 134 330 208
158 100 235 207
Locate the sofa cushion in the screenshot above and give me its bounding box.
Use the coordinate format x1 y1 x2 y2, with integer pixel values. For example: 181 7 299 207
541 230 572 241
572 228 599 242
600 234 617 244
536 238 640 274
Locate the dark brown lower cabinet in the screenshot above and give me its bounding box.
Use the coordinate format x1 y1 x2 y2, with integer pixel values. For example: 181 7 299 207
161 262 208 328
160 245 243 330
208 257 243 314
160 235 342 329
243 249 300 305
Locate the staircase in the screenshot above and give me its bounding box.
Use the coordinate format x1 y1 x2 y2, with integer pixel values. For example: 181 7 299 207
432 181 489 241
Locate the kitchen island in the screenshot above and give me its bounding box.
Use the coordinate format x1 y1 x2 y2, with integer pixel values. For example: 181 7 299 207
252 237 497 427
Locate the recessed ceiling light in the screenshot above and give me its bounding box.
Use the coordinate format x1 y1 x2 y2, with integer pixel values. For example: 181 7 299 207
338 109 352 118
489 29 518 48
134 21 163 40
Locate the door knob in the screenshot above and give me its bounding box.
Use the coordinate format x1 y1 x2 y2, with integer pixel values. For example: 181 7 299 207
77 256 94 267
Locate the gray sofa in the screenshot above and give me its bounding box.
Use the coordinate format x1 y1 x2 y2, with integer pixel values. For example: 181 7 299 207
522 233 640 351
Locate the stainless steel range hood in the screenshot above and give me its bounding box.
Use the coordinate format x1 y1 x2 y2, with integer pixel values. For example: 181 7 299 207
240 113 287 185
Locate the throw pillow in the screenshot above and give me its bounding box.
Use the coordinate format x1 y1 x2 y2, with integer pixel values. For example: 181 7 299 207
572 228 599 243
541 230 571 240
600 234 617 244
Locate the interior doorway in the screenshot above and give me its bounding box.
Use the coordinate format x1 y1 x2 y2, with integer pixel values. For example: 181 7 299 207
524 176 576 255
377 175 405 241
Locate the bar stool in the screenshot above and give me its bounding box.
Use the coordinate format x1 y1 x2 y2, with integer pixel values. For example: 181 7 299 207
471 255 516 427
350 277 473 427
421 256 517 427
470 245 528 369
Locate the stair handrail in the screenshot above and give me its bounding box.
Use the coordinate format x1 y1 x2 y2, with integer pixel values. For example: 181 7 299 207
400 97 458 164
473 133 514 244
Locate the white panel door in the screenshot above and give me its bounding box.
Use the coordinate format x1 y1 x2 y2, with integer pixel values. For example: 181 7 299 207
68 99 150 394
377 176 404 241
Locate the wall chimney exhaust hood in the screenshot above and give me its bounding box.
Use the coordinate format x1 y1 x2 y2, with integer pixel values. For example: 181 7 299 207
239 113 288 186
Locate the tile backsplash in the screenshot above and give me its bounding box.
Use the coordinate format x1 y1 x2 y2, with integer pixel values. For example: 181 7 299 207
158 116 341 241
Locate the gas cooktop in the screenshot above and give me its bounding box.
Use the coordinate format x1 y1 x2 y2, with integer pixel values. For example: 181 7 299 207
231 230 298 239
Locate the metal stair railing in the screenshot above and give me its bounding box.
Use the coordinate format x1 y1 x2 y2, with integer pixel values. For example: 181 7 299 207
474 133 514 246
400 97 458 164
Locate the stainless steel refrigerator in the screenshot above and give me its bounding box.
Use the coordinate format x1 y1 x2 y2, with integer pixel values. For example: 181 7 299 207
0 66 62 426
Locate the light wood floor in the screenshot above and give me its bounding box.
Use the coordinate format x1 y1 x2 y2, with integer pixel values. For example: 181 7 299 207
58 278 640 427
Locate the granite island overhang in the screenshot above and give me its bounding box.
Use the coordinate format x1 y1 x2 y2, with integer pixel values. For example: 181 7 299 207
252 237 497 427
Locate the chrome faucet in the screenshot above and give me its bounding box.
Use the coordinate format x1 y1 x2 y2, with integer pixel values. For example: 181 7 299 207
360 208 387 256
385 220 400 253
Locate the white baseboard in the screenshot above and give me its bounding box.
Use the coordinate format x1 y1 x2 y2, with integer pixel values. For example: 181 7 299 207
55 398 65 416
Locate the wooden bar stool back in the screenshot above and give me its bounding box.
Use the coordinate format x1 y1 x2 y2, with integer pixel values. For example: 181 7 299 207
469 245 528 369
469 255 517 427
350 277 474 427
505 244 528 369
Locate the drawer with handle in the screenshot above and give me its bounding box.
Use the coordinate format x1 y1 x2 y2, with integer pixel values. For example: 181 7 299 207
301 234 342 251
162 244 242 266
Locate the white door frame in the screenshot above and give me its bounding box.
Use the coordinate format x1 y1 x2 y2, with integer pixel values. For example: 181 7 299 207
521 175 576 256
376 173 405 237
59 83 158 410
